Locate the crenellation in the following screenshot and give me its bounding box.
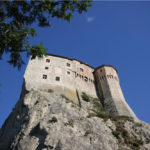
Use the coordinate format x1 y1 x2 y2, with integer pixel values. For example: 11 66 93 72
24 53 138 121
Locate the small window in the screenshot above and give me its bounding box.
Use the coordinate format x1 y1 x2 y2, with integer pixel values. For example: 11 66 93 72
80 68 84 72
43 74 47 79
46 59 50 63
45 67 49 70
84 76 88 82
67 63 70 67
67 71 70 75
56 76 60 81
100 69 102 72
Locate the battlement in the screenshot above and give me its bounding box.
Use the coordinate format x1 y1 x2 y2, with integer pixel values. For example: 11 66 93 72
24 53 138 121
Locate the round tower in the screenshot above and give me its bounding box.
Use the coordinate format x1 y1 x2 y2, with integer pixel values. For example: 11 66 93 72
94 65 138 120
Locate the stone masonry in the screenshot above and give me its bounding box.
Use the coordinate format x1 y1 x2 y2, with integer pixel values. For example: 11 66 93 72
24 53 138 121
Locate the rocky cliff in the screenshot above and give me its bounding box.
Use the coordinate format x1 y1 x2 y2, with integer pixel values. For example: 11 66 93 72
0 83 150 150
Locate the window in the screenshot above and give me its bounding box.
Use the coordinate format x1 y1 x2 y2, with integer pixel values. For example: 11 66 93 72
43 74 47 79
100 69 102 72
80 68 84 72
84 76 88 82
56 76 60 81
67 63 70 67
67 71 70 75
45 67 49 70
110 75 113 79
46 59 50 63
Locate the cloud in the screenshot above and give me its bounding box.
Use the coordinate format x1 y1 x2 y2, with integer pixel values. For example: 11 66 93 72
87 17 94 23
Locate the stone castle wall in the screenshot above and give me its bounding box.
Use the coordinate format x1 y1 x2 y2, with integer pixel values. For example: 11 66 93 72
95 66 138 121
24 54 97 104
24 54 138 120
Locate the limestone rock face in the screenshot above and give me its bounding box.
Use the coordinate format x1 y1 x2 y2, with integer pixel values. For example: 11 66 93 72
0 85 150 150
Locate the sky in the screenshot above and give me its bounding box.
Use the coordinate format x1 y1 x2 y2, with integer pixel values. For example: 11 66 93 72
0 1 150 127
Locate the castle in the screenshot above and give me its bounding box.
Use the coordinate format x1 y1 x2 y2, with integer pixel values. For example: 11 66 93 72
24 53 138 121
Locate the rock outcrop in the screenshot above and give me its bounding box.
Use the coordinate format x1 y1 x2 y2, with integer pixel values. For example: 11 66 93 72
0 84 150 150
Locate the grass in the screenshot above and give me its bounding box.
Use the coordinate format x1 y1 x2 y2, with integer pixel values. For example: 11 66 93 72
92 97 103 111
81 92 90 102
88 107 133 122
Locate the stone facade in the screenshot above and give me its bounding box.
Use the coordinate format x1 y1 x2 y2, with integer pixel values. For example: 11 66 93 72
94 66 138 121
24 53 138 120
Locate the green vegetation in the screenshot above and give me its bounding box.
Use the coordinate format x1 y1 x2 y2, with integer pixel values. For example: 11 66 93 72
111 119 144 150
92 98 103 111
89 110 134 122
51 117 58 123
81 92 90 102
135 123 142 127
0 0 92 69
61 94 71 103
86 95 133 122
112 123 129 139
48 89 54 93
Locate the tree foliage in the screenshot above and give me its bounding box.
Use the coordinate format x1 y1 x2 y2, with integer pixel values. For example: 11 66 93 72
0 0 92 69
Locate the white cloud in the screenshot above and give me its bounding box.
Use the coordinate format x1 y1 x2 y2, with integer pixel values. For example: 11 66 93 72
87 17 94 23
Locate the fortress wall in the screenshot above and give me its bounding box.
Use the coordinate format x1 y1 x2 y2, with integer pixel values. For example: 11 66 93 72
24 54 138 120
24 55 98 103
94 67 118 114
95 66 138 120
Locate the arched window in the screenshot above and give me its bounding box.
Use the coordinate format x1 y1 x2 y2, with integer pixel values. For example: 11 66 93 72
84 76 88 82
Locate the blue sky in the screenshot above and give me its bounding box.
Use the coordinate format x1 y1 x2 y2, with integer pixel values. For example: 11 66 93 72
0 1 150 127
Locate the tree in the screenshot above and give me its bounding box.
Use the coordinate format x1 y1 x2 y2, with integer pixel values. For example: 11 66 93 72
0 0 92 69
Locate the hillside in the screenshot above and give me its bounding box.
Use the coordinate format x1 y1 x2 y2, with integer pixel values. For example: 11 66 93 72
0 84 150 150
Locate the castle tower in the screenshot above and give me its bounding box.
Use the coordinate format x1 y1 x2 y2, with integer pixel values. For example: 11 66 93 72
94 65 138 120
